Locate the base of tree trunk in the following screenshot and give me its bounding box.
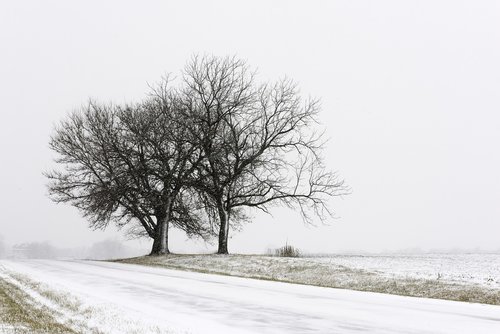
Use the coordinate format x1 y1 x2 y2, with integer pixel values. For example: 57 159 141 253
148 252 170 256
149 250 170 256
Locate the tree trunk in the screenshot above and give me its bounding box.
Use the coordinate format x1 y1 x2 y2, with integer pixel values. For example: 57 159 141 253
158 214 169 255
149 220 168 255
150 208 170 256
216 200 229 254
150 228 161 255
149 199 172 256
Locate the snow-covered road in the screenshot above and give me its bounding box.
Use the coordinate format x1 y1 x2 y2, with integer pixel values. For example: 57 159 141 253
2 260 499 333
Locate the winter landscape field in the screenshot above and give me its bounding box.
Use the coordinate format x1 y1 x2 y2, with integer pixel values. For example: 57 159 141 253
125 253 500 288
118 253 500 304
3 0 500 333
1 253 499 333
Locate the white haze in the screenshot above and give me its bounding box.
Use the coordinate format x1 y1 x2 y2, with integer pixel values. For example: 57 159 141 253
0 0 499 255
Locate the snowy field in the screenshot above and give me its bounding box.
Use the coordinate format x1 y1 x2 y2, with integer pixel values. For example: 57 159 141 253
1 259 500 334
119 253 500 305
308 253 500 289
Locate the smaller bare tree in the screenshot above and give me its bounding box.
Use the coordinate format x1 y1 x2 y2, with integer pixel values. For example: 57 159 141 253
181 55 348 254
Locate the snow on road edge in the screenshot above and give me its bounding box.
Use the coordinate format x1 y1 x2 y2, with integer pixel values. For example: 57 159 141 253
0 262 187 334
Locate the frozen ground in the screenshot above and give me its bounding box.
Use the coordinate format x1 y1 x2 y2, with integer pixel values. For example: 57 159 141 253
310 253 500 289
119 253 500 305
1 259 500 333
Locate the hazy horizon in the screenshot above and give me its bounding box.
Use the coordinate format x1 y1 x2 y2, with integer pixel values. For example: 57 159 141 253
1 0 499 255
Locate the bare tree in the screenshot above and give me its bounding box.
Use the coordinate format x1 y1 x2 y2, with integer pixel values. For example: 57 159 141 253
115 92 209 254
46 90 208 255
181 55 348 254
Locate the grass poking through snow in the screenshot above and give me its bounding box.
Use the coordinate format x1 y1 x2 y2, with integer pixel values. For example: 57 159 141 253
0 275 77 334
115 254 500 305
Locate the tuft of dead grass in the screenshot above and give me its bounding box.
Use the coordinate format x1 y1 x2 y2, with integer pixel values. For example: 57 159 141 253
274 245 300 257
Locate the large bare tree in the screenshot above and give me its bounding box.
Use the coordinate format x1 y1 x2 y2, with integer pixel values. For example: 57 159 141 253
46 91 208 255
181 55 347 254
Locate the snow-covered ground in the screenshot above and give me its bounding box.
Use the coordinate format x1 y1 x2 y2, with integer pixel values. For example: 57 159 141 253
119 253 500 305
310 253 500 288
1 259 500 333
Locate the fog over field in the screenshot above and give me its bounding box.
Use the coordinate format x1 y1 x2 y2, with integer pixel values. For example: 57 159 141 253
1 0 499 256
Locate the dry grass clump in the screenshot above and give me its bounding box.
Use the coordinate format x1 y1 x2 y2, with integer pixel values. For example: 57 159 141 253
275 245 301 257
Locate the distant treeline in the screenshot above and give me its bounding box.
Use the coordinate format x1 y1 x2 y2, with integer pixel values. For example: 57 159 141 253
1 239 141 260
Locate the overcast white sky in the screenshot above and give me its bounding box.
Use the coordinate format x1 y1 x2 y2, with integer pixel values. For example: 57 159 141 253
0 0 499 254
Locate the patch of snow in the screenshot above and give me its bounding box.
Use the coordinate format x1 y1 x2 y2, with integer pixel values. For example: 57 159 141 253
1 259 499 334
309 253 500 288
